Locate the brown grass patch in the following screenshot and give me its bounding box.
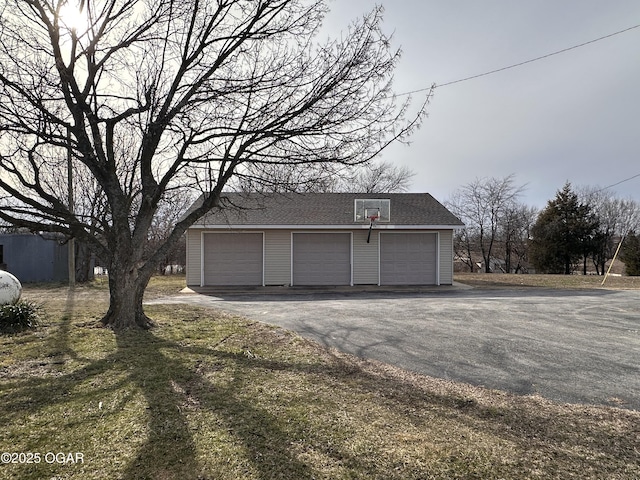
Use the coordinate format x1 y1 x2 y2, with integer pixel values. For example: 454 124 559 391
456 272 640 290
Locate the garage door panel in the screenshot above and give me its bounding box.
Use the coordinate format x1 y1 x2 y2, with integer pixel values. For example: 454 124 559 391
293 233 351 285
203 233 263 285
380 233 437 285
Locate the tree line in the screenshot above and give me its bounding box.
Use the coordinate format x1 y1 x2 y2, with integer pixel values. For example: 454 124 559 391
446 176 640 275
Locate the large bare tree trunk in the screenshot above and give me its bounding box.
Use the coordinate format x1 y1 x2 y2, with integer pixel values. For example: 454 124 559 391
102 262 154 330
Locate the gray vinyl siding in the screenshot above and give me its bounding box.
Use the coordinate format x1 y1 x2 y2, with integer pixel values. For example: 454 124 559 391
353 229 379 285
186 226 457 287
264 230 291 285
186 229 201 286
438 229 454 284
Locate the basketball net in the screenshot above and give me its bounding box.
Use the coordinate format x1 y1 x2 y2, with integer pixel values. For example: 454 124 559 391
366 212 379 244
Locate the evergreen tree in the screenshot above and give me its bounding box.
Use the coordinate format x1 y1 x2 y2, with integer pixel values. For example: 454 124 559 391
621 232 640 276
530 183 599 274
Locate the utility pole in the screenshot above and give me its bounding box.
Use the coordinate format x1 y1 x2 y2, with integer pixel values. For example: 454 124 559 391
67 129 75 289
601 231 627 286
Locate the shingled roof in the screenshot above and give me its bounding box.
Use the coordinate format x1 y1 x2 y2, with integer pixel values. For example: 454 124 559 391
190 193 464 227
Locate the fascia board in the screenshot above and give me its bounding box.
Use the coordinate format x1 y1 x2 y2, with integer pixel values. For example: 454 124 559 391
188 224 462 230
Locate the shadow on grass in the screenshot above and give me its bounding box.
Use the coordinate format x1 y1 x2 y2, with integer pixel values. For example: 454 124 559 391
1 294 320 478
1 296 639 479
95 331 640 478
114 330 318 479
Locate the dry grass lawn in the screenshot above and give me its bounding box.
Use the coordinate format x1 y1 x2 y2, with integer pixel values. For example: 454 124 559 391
0 276 638 479
455 272 640 290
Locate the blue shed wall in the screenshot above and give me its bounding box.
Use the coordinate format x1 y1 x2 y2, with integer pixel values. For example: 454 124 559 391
0 234 69 282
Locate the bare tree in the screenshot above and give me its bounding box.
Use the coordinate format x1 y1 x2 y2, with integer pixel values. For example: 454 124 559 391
446 189 479 272
236 159 416 193
0 0 428 329
146 192 195 274
339 161 415 193
446 175 525 273
233 162 345 193
496 203 537 273
452 226 479 272
578 186 640 274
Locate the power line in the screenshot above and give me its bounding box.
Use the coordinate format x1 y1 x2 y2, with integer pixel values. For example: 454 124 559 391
400 23 640 96
594 172 640 193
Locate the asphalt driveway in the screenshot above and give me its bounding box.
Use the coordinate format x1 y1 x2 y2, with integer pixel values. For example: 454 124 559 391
148 286 640 410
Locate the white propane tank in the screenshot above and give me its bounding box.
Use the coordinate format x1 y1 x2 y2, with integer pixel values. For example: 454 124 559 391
0 270 22 305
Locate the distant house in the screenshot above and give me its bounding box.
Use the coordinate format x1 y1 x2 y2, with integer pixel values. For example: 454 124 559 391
185 193 464 287
0 234 68 282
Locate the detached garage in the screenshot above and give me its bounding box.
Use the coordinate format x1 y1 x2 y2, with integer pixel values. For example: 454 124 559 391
186 193 464 288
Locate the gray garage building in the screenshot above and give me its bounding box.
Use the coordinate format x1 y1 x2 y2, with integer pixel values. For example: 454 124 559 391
186 193 464 287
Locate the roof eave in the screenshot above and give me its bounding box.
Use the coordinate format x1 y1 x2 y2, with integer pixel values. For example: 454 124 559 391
189 224 464 230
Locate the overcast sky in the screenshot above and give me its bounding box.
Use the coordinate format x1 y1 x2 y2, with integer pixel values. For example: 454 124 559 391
323 1 640 208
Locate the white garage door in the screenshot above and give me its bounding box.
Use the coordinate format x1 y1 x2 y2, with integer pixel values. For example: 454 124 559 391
380 233 437 285
293 233 351 286
203 233 263 286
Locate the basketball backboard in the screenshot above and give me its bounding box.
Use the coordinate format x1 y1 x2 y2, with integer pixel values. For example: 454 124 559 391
355 199 390 223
